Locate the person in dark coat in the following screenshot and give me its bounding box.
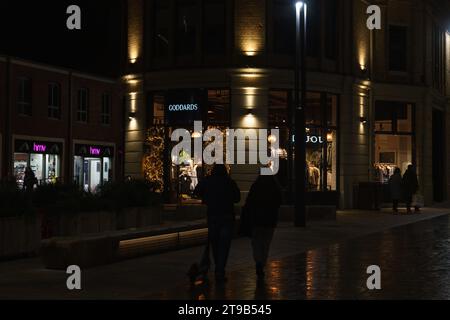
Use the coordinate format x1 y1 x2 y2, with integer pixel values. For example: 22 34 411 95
402 164 419 213
388 167 402 213
245 173 282 279
194 164 241 283
23 167 37 192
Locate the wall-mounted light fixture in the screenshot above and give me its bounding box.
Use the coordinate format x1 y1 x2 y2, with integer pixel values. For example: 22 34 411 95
359 116 368 124
246 109 254 116
129 111 137 121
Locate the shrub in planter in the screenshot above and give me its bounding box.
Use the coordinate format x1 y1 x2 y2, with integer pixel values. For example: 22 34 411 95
98 180 162 229
0 181 34 218
0 181 39 259
98 180 161 211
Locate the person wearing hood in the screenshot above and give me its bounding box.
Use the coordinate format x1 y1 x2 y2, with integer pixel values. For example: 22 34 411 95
194 164 241 283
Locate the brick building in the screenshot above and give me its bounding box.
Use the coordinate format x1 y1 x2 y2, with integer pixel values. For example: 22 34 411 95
123 0 450 209
0 56 124 191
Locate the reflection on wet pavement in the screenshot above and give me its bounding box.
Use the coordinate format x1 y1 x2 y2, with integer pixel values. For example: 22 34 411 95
147 215 450 300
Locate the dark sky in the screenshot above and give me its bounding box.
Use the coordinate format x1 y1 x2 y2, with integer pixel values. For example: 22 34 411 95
0 1 123 77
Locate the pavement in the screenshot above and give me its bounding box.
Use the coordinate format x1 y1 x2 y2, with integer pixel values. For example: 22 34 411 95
0 206 449 300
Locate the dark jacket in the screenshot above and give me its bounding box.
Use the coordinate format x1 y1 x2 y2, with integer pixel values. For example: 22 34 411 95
402 168 419 195
194 173 241 221
245 175 282 228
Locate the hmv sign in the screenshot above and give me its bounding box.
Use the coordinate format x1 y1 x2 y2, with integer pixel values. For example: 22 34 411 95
15 139 62 155
74 144 114 158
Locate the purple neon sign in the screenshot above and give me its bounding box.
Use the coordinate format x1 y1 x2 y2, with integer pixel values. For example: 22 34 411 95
33 143 47 152
89 147 101 156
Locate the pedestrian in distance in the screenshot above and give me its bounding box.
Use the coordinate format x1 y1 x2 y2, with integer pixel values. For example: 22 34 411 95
388 167 402 214
193 164 241 284
245 171 282 280
23 166 37 192
402 164 420 214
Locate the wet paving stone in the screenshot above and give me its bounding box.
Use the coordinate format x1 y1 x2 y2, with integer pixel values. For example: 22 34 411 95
146 215 450 300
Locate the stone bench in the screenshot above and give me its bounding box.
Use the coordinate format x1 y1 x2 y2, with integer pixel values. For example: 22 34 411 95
41 220 208 270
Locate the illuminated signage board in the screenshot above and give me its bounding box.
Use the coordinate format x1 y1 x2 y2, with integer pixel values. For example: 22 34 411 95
15 140 62 154
74 144 114 157
165 89 204 125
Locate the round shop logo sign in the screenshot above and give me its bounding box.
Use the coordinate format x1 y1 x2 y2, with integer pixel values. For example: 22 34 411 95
168 104 198 112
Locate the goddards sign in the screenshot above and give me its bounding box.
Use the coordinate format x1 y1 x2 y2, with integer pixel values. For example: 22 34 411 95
168 104 199 112
165 89 203 125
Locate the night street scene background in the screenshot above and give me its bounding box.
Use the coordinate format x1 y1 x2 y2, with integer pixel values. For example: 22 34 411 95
1 0 450 306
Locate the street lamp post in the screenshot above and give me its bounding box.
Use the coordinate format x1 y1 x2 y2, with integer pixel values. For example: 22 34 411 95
294 1 307 227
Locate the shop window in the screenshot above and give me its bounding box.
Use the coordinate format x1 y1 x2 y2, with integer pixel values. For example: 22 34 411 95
269 90 339 192
305 92 322 126
207 89 230 126
48 82 61 119
374 101 414 184
151 93 165 125
273 0 295 55
13 153 28 188
305 92 338 192
305 128 337 191
45 154 60 183
17 77 32 116
176 0 198 56
203 0 226 54
77 88 89 123
269 90 290 188
374 135 413 183
153 0 169 59
389 25 407 71
101 93 111 125
375 101 412 134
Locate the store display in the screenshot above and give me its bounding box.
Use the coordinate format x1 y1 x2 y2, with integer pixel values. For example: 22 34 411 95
374 163 397 183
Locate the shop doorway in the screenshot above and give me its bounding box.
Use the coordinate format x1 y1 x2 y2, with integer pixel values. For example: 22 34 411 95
74 155 112 193
85 158 102 192
432 109 445 202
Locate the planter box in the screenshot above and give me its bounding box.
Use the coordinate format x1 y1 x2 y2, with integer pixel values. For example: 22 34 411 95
0 215 41 259
117 206 162 230
41 235 118 269
137 206 162 227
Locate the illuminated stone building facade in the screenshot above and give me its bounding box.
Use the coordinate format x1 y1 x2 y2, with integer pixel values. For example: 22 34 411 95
123 0 450 208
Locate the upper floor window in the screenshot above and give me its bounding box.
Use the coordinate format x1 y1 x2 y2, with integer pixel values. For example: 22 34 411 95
273 0 295 55
306 0 320 57
48 82 61 119
203 0 226 54
101 93 111 125
153 0 170 59
17 77 32 116
77 88 89 123
389 25 407 71
432 24 445 91
176 0 198 56
324 0 337 60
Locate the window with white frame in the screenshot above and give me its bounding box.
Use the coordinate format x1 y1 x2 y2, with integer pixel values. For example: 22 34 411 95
48 82 61 119
77 88 89 122
101 93 111 125
17 77 32 116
